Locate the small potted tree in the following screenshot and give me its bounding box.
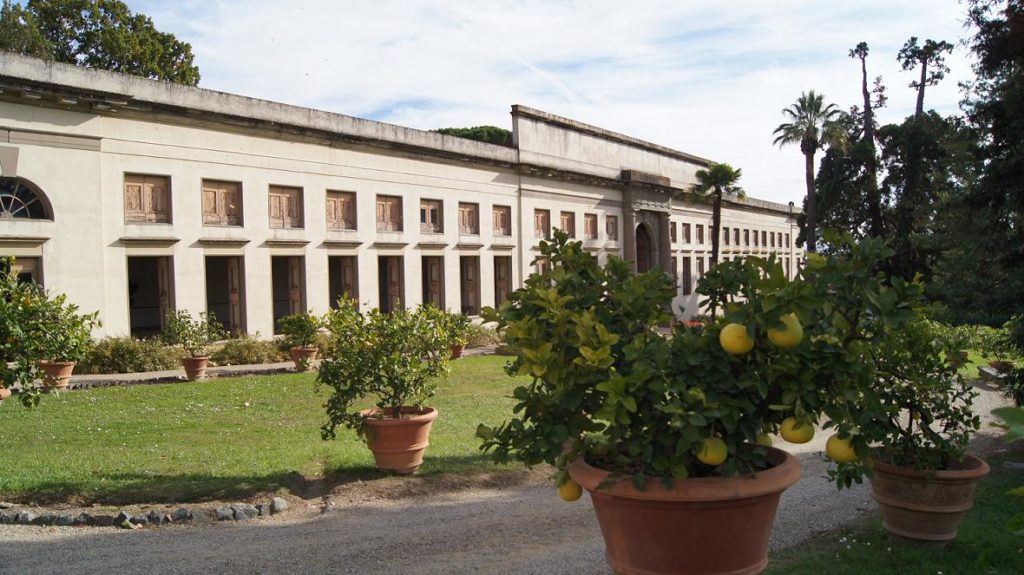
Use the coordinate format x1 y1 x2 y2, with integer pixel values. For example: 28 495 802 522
160 310 227 380
479 231 922 575
318 297 451 474
445 312 471 359
0 258 48 406
36 293 100 390
826 318 987 545
278 311 324 371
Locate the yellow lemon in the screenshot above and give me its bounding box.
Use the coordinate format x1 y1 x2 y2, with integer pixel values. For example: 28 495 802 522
558 479 583 502
767 313 804 349
756 433 773 447
826 434 858 463
780 417 815 444
696 437 728 466
719 323 754 355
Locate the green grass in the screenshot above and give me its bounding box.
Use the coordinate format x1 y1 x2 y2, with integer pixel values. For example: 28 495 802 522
766 453 1024 574
0 355 525 505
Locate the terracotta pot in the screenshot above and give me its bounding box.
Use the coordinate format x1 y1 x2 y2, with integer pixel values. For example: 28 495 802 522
989 360 1014 373
181 356 210 381
38 360 76 390
289 346 319 371
0 386 10 401
569 447 800 575
450 344 465 359
362 407 438 475
870 453 990 545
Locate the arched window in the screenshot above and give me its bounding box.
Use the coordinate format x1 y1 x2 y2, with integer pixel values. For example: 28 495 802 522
0 178 52 220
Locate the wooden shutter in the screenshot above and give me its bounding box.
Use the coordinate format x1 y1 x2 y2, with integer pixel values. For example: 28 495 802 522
125 179 144 221
125 175 169 223
288 257 302 315
227 257 243 333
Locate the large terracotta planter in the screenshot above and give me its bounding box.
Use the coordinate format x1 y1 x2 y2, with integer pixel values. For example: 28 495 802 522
181 356 210 381
569 447 801 575
38 360 76 390
450 344 465 359
870 453 990 545
289 346 319 372
362 407 438 475
0 386 10 401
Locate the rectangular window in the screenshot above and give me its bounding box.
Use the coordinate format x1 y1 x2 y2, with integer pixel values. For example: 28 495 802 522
535 209 551 239
202 179 241 226
770 232 776 248
697 224 704 244
744 229 750 246
268 185 303 229
326 191 356 230
762 231 768 247
778 232 784 247
584 213 598 240
420 199 443 233
682 256 692 295
560 211 575 238
124 174 170 223
785 233 790 247
754 229 759 247
376 195 403 232
785 258 791 278
458 202 479 234
723 227 730 246
734 228 740 245
683 223 692 243
697 257 705 279
670 221 678 243
493 205 512 236
670 257 678 288
606 215 618 240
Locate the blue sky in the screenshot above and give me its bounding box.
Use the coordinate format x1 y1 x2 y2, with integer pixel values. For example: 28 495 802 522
133 0 975 205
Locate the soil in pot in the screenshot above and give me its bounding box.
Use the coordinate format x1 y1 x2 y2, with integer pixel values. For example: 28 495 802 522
362 407 438 475
569 447 800 575
181 356 210 381
38 360 76 390
870 453 990 545
289 346 319 372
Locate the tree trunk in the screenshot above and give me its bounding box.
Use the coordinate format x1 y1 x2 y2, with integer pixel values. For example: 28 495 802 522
861 56 883 238
804 151 817 253
711 190 722 266
915 59 927 118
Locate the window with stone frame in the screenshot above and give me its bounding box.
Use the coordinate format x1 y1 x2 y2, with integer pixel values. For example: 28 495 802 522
202 179 242 226
326 190 356 230
493 205 512 236
683 223 692 243
744 229 750 246
761 230 768 247
559 211 575 238
606 214 618 240
376 194 403 232
584 213 598 240
534 209 551 239
670 221 677 243
459 202 480 234
697 224 704 244
734 228 740 245
723 227 731 245
754 229 759 247
785 233 790 247
682 256 692 295
420 199 443 233
268 185 303 228
124 174 170 223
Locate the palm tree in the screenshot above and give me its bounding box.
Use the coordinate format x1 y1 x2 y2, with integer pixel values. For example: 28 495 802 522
772 91 846 252
689 163 744 267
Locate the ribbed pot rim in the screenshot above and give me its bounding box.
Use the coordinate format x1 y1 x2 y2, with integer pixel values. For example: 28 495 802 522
872 452 990 482
569 446 801 502
361 406 438 426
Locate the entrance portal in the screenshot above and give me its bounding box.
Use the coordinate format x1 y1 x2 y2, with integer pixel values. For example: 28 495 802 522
127 256 173 337
206 256 245 335
494 256 511 307
378 256 404 313
422 256 444 308
636 224 654 273
328 256 358 309
271 256 304 333
460 256 480 315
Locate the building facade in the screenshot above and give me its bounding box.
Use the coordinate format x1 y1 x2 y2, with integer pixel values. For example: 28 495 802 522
0 54 801 338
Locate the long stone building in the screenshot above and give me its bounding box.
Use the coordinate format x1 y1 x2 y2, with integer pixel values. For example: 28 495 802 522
0 54 801 338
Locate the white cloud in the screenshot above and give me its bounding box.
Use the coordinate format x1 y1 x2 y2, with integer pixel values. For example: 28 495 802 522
137 0 975 205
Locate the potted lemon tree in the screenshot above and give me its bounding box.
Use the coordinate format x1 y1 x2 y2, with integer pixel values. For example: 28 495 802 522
278 311 324 371
825 317 986 545
479 231 921 575
0 259 48 406
318 297 451 474
36 293 100 390
444 312 471 359
160 310 226 380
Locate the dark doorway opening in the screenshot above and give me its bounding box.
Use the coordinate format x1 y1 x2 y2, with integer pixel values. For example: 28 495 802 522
328 256 358 309
378 256 404 313
422 256 445 309
128 256 173 337
206 256 245 335
272 256 305 333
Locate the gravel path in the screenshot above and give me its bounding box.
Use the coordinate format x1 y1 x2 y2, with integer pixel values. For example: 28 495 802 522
0 381 1010 575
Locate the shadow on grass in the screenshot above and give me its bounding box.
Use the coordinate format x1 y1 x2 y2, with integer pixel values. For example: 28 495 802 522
7 454 529 507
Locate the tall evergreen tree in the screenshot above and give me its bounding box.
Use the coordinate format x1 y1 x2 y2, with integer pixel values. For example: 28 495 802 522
849 42 887 237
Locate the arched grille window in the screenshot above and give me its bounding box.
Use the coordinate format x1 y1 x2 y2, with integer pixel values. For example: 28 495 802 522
0 178 51 220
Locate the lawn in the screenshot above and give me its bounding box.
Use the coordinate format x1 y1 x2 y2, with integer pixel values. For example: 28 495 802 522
0 355 525 505
766 451 1024 574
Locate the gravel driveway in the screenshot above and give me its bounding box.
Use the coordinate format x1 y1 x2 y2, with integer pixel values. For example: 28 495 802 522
0 381 1010 575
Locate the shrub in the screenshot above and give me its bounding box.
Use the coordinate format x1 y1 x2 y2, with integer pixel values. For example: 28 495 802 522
465 322 502 348
442 311 471 348
276 312 324 349
211 334 286 366
77 337 181 374
35 293 100 363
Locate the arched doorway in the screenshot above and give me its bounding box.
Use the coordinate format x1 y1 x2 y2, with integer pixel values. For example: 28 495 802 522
636 224 653 273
